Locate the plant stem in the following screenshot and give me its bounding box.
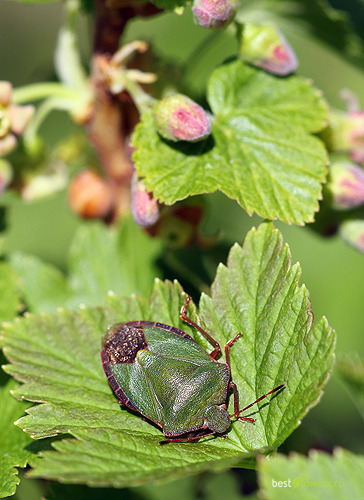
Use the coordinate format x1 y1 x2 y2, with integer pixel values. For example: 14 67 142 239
13 83 77 105
88 0 160 219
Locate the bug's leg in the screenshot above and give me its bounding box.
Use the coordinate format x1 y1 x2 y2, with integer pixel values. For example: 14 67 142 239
225 333 254 421
235 384 285 420
160 430 216 445
180 295 221 359
224 332 243 368
229 381 255 423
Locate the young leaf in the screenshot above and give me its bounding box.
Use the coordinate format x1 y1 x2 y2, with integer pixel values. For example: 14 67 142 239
133 60 328 225
10 218 162 314
0 377 35 498
258 448 364 499
1 223 335 487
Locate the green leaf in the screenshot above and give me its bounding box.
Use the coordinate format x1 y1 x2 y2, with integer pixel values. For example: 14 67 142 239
0 377 35 498
1 223 335 487
336 353 364 420
258 448 364 499
133 60 328 225
0 263 21 324
10 218 162 314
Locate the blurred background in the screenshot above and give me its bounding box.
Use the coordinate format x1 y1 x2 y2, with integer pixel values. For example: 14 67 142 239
1 0 364 498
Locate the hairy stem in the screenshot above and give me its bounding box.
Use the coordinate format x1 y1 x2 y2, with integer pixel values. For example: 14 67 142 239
88 0 160 219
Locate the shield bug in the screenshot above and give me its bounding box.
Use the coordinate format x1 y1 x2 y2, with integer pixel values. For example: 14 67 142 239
101 296 284 444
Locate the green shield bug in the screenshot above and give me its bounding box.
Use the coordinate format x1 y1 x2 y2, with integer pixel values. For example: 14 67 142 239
101 296 284 444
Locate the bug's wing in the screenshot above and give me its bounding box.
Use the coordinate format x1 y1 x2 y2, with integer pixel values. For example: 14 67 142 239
143 324 213 363
163 362 230 436
137 349 230 436
110 361 164 426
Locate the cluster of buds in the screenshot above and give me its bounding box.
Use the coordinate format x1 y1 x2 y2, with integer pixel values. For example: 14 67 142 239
153 94 211 142
326 161 364 210
239 24 298 76
192 0 238 30
0 81 34 156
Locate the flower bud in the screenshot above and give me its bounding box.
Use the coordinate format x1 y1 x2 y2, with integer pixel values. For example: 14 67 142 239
325 110 364 165
68 169 114 219
326 161 364 210
239 24 298 76
192 0 238 30
340 219 364 254
153 94 211 142
131 172 160 227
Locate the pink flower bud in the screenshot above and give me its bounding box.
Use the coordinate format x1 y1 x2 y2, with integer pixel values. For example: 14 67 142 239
131 173 160 227
327 161 364 210
239 24 298 76
324 95 364 165
340 219 364 254
192 0 238 30
153 94 211 142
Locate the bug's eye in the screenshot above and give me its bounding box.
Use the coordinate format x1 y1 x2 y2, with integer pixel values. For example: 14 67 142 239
205 405 230 434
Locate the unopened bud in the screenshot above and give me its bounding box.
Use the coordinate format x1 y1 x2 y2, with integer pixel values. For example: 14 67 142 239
68 169 114 219
131 173 160 227
192 0 238 30
325 110 364 165
239 24 298 76
340 219 364 254
327 161 364 210
153 94 211 142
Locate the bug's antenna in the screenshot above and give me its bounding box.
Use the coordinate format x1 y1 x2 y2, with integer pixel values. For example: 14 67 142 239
238 384 285 416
